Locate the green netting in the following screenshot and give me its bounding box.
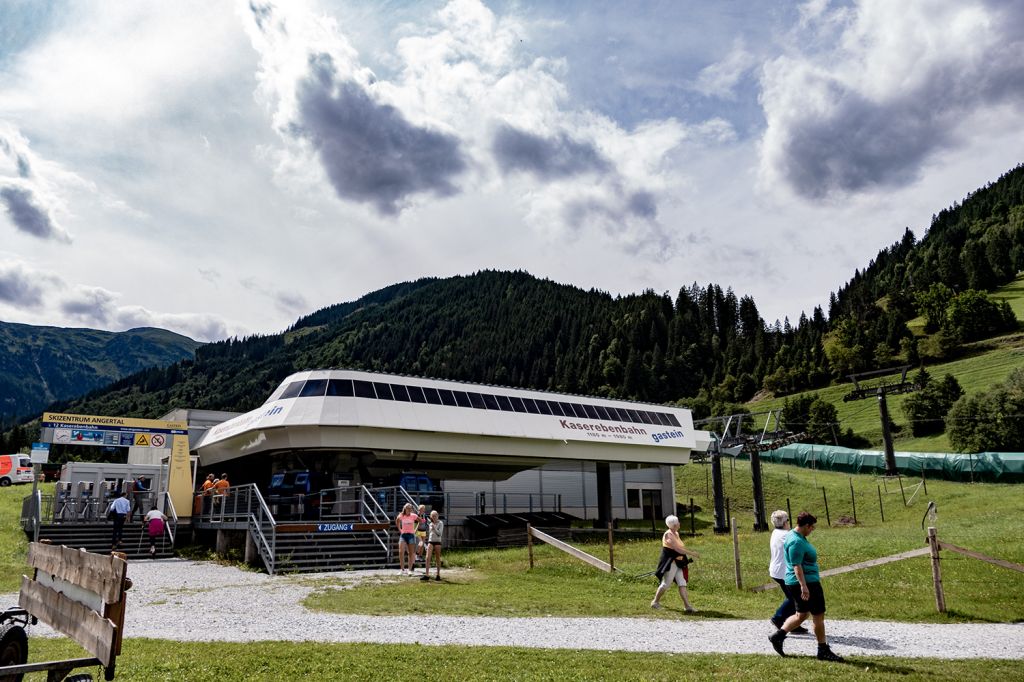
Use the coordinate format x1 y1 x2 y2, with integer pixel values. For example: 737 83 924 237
753 444 1024 482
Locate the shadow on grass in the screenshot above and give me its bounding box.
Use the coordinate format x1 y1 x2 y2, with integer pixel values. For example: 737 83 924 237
942 609 1011 624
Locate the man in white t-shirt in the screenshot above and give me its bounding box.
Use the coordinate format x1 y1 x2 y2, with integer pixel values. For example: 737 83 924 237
768 510 807 633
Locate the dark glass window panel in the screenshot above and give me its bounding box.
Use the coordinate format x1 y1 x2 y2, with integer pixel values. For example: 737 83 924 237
627 489 640 507
482 394 500 410
626 409 644 423
560 402 579 418
666 413 682 428
607 407 625 421
391 384 411 401
326 379 354 397
522 398 541 414
546 401 565 416
535 400 553 415
299 379 328 397
594 405 613 421
407 386 427 403
508 396 528 412
278 381 304 400
373 382 394 400
655 412 673 426
581 404 600 419
467 392 487 409
496 395 514 411
353 380 375 399
423 387 442 405
638 411 656 425
438 389 457 406
453 391 471 408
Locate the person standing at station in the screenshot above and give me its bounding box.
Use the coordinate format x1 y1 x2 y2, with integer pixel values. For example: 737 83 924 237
106 490 131 551
395 503 419 575
213 473 230 511
421 510 444 582
650 515 698 613
769 511 844 662
768 510 807 634
130 475 150 522
415 504 429 572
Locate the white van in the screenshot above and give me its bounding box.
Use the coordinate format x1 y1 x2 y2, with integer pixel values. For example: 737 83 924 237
0 454 34 486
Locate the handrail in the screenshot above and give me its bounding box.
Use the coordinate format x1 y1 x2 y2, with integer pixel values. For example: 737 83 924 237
360 486 391 560
163 491 178 546
247 485 277 575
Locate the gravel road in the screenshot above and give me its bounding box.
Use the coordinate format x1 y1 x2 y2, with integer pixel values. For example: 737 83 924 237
9 559 1022 660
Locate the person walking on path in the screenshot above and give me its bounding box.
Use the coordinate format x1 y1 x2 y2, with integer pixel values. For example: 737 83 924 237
768 511 844 662
421 510 444 582
106 490 131 551
768 510 807 634
395 503 419 575
651 515 698 613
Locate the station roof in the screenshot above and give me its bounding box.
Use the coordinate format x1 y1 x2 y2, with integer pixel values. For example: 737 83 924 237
194 369 710 468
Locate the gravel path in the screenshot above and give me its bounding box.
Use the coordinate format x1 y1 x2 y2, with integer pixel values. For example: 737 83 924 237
9 559 1023 660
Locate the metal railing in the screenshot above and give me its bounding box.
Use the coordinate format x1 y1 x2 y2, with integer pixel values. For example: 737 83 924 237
442 491 563 516
163 491 178 546
360 485 392 560
193 484 278 573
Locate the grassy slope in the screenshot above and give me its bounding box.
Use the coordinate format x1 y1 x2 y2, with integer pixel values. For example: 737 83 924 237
746 274 1024 452
306 462 1024 624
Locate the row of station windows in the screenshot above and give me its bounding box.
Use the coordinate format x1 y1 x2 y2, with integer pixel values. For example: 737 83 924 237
276 378 683 428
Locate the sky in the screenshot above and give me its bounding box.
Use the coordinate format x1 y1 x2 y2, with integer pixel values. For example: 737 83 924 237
1 0 1023 342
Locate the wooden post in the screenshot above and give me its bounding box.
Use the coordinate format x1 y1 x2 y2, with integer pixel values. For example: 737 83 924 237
969 453 974 483
849 478 857 525
527 524 534 569
607 522 614 571
898 476 907 506
921 467 927 495
786 498 792 525
822 487 830 527
927 526 946 613
731 517 742 589
725 498 731 532
689 497 695 536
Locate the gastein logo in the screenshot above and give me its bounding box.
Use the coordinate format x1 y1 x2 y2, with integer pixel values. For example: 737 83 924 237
652 430 685 444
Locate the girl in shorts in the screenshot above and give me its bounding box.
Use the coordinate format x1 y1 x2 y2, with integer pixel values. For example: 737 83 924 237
421 510 444 581
415 504 429 572
396 503 419 575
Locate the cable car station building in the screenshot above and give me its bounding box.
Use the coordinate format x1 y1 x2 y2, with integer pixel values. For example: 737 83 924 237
184 369 709 572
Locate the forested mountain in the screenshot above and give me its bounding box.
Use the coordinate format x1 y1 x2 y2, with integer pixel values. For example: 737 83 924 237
0 323 200 421
49 271 809 419
12 164 1024 438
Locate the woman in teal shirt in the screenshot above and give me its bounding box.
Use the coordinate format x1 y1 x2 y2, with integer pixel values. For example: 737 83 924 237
768 511 844 662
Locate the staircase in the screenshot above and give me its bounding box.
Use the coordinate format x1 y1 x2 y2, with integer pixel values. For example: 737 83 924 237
32 522 174 560
271 531 392 573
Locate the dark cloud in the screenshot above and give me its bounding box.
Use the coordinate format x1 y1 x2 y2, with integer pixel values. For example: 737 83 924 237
769 1 1024 198
0 265 43 308
60 288 116 325
290 53 467 215
248 1 275 33
562 193 671 258
627 191 657 219
274 291 307 314
0 185 66 241
492 124 609 180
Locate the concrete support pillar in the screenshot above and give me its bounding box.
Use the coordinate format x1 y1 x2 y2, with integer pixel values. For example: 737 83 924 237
215 529 230 557
244 530 259 565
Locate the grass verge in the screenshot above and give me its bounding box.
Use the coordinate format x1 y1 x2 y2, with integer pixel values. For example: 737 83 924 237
24 638 1024 681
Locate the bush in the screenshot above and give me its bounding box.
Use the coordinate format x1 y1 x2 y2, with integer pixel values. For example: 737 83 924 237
948 368 1024 451
902 371 964 437
943 289 1018 342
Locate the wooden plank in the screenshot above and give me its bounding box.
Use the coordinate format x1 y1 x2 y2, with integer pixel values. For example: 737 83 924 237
940 542 1024 573
18 577 116 668
529 527 612 573
36 571 103 613
26 543 126 603
750 546 931 592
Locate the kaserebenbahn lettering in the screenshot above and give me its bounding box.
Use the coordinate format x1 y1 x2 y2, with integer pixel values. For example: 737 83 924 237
559 419 647 436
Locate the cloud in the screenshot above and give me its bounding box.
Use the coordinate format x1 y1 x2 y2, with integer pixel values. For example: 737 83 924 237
0 261 45 308
0 123 71 241
293 55 466 214
242 2 466 216
60 285 231 341
692 41 757 99
239 276 308 316
760 0 1024 199
492 124 609 179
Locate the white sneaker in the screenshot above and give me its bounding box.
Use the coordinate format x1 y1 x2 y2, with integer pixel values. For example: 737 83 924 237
650 602 661 609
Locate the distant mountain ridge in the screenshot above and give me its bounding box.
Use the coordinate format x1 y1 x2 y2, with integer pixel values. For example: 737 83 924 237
0 322 200 420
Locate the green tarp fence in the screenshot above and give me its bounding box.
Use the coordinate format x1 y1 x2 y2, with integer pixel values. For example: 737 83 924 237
751 444 1024 483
